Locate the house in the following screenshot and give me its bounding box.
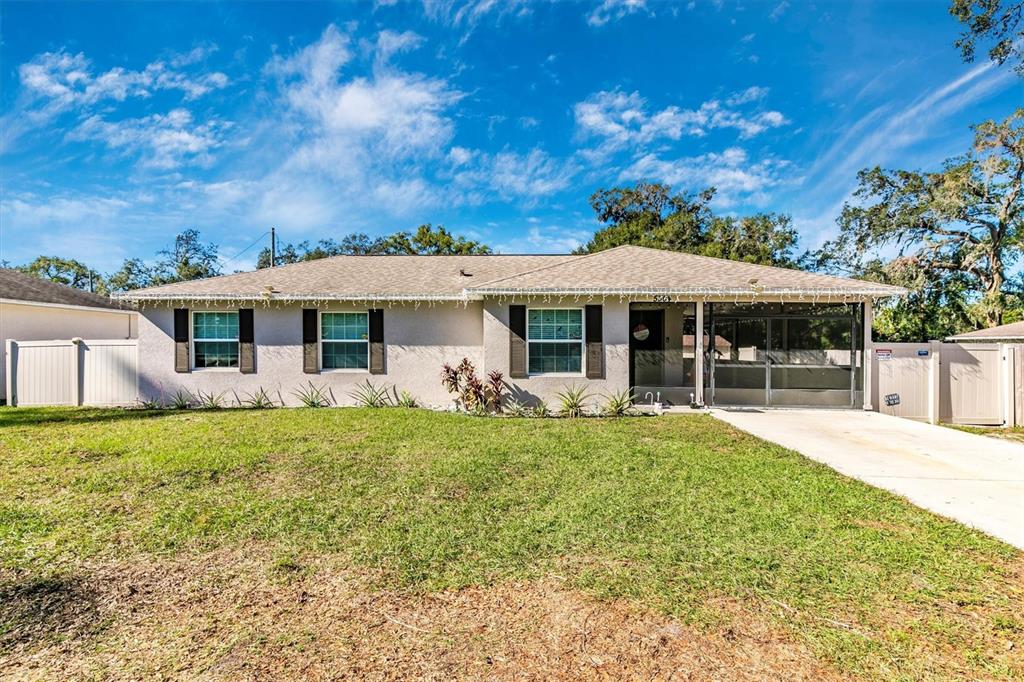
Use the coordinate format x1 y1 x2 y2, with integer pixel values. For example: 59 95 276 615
0 268 137 403
118 245 905 408
947 321 1024 343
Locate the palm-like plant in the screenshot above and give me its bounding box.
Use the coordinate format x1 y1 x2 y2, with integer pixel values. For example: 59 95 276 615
556 385 591 418
349 380 393 408
292 381 332 408
600 389 635 417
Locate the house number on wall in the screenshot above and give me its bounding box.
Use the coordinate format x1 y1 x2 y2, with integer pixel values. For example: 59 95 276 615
652 295 671 303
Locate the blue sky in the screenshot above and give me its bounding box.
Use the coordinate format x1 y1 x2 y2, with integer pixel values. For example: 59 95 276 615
1 0 1020 273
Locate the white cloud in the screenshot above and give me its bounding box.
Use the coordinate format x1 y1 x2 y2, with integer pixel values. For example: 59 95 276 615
494 224 592 254
67 108 227 169
488 149 576 197
450 147 577 202
804 61 1015 202
375 30 425 69
422 0 531 28
621 147 788 207
18 49 228 109
726 86 769 106
586 0 648 27
574 88 788 155
769 1 789 21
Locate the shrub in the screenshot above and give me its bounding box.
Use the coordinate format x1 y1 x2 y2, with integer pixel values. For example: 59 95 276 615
349 380 392 408
506 399 531 417
532 399 550 418
292 381 332 408
195 390 226 409
556 385 591 418
137 397 163 410
396 390 419 408
242 387 277 409
601 389 635 417
169 389 193 409
441 359 507 413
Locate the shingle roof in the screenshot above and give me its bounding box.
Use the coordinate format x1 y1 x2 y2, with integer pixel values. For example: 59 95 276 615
118 245 905 302
0 268 128 310
947 321 1024 341
119 255 575 301
469 245 905 298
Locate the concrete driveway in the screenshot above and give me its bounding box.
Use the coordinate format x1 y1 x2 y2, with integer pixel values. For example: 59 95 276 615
711 409 1024 549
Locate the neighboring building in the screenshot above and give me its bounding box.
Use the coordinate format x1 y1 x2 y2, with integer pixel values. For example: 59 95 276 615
0 269 138 402
118 245 905 409
947 321 1024 343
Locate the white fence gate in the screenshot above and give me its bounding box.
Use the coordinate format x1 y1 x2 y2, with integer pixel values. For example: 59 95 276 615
873 342 1011 426
5 339 138 407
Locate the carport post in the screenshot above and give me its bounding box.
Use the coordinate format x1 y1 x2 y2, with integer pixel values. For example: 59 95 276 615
862 301 873 411
1002 344 1015 428
928 341 941 425
695 302 705 406
5 340 14 407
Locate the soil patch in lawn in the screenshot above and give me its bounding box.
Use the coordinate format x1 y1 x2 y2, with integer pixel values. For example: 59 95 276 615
0 547 839 681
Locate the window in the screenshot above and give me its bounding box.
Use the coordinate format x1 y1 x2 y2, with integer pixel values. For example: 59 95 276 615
527 308 583 374
193 311 239 368
321 312 368 370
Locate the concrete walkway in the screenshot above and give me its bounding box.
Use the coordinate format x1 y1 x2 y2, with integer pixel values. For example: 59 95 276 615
711 409 1024 549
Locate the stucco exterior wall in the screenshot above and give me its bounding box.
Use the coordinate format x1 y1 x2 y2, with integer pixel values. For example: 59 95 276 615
481 297 630 405
137 302 483 407
0 300 137 401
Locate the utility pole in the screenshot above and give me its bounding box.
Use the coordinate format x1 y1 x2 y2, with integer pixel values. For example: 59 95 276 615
270 227 276 268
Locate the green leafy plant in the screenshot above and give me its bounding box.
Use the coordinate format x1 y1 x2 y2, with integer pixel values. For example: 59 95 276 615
137 397 163 410
601 389 635 417
195 390 226 409
556 385 591 418
292 381 332 408
441 359 507 413
242 387 277 409
532 399 550 418
169 389 193 409
505 399 532 417
349 380 392 408
396 390 419 408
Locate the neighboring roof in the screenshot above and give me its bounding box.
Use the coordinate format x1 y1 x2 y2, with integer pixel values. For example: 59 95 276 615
118 245 905 303
0 268 128 311
947 321 1024 341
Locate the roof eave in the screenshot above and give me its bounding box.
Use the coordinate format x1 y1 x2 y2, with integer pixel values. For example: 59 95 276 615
115 292 477 303
467 286 907 299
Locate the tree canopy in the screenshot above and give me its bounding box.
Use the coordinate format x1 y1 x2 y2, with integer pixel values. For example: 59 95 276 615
951 0 1024 75
17 256 104 294
814 108 1023 330
577 182 799 268
255 224 491 268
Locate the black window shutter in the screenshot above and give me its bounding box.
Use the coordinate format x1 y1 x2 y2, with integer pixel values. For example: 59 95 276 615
585 304 604 379
173 308 190 373
509 305 527 378
368 309 385 375
302 309 318 374
239 308 255 374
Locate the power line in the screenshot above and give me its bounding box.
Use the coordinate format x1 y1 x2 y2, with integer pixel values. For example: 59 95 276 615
219 230 270 271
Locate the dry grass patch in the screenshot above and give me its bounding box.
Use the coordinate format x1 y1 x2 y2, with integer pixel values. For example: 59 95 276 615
1 547 841 681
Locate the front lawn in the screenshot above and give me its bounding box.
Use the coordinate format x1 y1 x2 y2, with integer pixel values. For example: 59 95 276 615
1 407 1021 679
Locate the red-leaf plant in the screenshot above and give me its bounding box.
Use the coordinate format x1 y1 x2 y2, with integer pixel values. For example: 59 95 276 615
441 359 508 413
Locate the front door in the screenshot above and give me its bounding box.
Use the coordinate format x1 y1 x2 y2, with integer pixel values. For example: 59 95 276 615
629 309 664 387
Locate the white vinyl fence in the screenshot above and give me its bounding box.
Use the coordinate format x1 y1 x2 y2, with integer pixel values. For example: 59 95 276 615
5 339 138 407
872 342 1015 426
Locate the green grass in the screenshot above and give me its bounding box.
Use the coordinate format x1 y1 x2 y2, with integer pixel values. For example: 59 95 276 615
1 407 1021 677
947 422 1024 444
